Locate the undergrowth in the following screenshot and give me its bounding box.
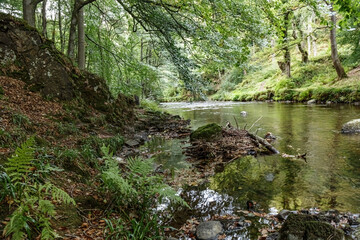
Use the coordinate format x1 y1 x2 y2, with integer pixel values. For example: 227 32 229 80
1 137 75 240
100 144 188 239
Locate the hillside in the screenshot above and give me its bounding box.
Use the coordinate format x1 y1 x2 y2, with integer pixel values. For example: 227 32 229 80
0 14 190 239
212 40 360 103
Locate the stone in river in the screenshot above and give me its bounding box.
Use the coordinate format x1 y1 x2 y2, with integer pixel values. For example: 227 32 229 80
196 221 223 240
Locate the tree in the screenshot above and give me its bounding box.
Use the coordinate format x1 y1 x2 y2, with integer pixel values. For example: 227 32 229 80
329 3 347 79
67 0 96 63
261 0 296 77
22 0 43 27
292 14 309 63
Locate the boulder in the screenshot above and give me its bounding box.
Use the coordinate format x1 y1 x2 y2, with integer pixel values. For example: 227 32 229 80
190 123 222 141
279 214 344 240
196 221 223 240
342 119 360 134
0 13 134 124
307 99 316 104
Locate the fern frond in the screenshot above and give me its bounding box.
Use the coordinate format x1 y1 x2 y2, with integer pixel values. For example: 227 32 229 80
39 216 59 240
153 185 190 208
50 185 76 205
39 183 76 205
3 205 30 240
127 157 153 177
38 200 56 217
5 137 35 186
102 170 136 197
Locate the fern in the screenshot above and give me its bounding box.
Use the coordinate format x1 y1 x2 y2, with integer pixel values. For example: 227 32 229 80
153 185 190 208
40 182 76 205
5 137 35 188
3 205 31 240
3 138 76 240
39 216 59 240
127 157 153 177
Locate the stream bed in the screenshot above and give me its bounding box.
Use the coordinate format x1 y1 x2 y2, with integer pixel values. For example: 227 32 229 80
146 101 360 239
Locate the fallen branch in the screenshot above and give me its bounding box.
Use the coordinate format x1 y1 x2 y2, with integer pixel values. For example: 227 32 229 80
248 132 279 154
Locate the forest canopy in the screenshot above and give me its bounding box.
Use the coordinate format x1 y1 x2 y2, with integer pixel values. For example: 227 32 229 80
1 0 359 102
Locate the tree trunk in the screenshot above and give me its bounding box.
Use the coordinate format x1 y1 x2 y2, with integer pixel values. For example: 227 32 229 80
67 0 78 60
312 35 317 56
68 0 96 62
292 21 308 63
41 0 47 38
23 0 43 27
278 11 291 77
57 0 64 53
78 6 85 70
329 6 347 79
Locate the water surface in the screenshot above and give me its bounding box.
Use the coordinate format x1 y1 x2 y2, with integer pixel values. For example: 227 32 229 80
160 101 360 213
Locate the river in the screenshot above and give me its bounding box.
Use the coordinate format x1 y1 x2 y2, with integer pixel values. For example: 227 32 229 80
147 101 360 238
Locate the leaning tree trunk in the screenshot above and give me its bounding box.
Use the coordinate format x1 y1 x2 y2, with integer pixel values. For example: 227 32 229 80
23 0 43 27
329 5 347 79
78 6 85 70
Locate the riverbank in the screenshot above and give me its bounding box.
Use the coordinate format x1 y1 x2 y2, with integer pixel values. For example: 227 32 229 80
211 40 360 103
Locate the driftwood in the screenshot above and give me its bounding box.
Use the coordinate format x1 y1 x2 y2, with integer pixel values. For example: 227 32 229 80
248 132 280 154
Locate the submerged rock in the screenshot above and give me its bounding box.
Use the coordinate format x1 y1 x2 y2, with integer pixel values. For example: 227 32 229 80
196 221 223 240
277 209 291 221
280 214 345 240
342 119 360 134
190 123 222 141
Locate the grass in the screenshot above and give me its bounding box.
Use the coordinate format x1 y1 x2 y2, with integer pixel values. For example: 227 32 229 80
212 39 360 103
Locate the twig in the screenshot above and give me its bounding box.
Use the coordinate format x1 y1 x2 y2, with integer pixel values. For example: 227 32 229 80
248 116 263 131
243 123 247 130
233 116 239 130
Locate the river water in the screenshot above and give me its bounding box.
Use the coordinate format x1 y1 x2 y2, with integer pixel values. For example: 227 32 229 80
150 101 360 238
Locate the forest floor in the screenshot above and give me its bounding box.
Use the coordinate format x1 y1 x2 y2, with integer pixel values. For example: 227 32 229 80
0 75 192 239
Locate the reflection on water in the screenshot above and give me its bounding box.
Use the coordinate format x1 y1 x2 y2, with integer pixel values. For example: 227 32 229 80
161 102 360 213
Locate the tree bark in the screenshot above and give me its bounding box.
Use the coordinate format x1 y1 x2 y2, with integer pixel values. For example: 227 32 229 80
23 0 43 27
41 0 47 38
67 0 79 60
292 20 308 63
78 6 85 70
67 0 96 62
329 5 347 79
57 0 64 53
278 11 291 78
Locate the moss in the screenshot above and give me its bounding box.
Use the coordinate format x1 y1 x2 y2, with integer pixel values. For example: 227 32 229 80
280 214 344 240
190 123 222 141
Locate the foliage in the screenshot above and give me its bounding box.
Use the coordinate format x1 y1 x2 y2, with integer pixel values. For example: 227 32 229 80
100 144 188 238
1 138 75 240
140 99 162 112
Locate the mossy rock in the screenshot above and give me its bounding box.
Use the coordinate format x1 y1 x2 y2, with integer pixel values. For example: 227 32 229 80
190 123 222 141
342 119 360 134
280 214 344 240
